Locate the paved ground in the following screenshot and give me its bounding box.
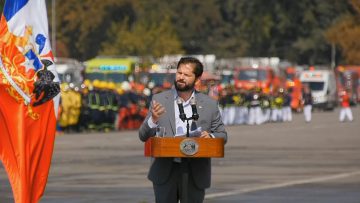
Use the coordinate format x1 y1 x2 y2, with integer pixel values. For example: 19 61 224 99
1 107 360 203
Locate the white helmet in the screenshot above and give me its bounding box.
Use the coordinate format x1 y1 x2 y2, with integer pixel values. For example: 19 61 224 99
143 88 151 96
121 81 131 91
148 81 155 89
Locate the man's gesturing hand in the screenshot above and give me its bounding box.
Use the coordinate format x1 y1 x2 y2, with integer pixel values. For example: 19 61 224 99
151 100 166 123
200 131 212 138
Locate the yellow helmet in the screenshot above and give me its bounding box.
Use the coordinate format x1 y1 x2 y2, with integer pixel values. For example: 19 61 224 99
121 81 131 91
99 81 107 89
83 79 91 87
116 87 124 95
108 82 116 90
60 82 69 91
92 79 100 88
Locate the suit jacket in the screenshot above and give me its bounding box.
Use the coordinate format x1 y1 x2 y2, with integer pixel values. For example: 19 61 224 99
139 89 227 189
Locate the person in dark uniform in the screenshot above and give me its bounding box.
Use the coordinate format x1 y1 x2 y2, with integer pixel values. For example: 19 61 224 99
282 89 292 122
247 87 262 125
302 84 313 122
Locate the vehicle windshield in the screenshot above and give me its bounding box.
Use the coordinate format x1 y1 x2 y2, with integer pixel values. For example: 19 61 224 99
106 73 128 83
221 74 233 84
85 73 105 81
149 73 175 87
238 69 267 81
84 73 128 83
304 82 325 91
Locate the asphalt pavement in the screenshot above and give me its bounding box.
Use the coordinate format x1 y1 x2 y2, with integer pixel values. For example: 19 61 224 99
1 106 360 203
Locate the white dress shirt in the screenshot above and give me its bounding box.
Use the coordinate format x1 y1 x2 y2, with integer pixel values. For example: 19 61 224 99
147 89 201 137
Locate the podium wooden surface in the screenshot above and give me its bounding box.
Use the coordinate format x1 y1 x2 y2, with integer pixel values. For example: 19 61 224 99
144 137 224 158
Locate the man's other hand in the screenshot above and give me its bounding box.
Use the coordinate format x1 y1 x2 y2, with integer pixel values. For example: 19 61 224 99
151 100 166 123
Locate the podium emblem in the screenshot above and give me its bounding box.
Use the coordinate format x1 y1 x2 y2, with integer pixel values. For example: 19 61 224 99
180 139 199 156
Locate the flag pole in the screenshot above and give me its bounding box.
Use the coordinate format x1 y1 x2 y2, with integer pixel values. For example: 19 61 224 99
51 0 56 57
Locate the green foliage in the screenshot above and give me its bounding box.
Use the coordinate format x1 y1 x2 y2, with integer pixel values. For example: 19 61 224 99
54 0 137 60
100 16 183 57
0 0 358 65
325 0 360 64
218 0 351 65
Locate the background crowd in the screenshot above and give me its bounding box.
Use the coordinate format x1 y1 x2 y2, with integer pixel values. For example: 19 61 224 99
57 74 354 134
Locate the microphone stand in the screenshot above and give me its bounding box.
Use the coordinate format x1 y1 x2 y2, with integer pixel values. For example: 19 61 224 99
177 97 199 203
179 115 193 138
186 117 191 138
181 114 197 203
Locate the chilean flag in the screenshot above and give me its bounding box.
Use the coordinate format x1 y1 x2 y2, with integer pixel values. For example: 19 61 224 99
0 0 60 202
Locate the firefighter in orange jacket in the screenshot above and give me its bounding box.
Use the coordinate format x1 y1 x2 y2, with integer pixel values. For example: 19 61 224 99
339 90 353 122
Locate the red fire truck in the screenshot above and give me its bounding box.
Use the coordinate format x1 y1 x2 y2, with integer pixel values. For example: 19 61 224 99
335 65 360 104
233 66 280 92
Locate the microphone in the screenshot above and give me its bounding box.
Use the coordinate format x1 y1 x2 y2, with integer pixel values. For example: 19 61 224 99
177 98 186 122
190 97 199 121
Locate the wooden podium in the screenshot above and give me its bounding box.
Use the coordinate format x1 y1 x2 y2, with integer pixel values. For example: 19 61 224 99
144 137 224 158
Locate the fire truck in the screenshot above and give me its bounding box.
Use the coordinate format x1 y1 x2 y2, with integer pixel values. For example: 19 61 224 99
335 65 360 105
84 57 137 83
233 66 279 91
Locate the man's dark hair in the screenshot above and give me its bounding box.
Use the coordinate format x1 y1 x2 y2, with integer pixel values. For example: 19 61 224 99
176 57 203 79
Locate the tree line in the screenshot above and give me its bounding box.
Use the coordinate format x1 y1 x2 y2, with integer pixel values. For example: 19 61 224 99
1 0 360 65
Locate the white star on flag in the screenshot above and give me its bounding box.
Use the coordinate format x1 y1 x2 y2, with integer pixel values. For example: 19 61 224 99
21 57 34 72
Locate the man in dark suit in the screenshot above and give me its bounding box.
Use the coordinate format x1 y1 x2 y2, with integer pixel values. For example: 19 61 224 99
139 57 227 203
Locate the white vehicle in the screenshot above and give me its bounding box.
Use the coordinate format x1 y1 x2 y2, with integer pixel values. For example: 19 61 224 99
55 57 84 85
300 70 337 110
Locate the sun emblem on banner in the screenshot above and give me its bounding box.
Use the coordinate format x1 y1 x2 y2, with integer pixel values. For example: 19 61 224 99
0 25 46 119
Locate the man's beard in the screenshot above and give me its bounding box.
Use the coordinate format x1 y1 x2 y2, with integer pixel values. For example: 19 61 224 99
174 80 195 92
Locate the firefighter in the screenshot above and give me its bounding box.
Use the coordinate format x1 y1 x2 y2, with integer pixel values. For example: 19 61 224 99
58 83 71 132
248 87 262 125
132 89 150 129
234 88 248 125
67 84 82 132
117 81 133 130
218 85 227 121
87 79 102 131
104 82 119 132
282 88 292 122
271 88 284 122
221 85 236 125
78 80 91 132
339 90 354 122
302 84 313 123
97 81 110 131
260 88 271 124
114 85 125 130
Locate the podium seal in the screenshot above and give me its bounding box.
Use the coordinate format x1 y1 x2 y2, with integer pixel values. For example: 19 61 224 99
180 138 199 156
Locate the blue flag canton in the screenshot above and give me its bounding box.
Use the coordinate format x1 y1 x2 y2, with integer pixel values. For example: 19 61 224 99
3 0 29 21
